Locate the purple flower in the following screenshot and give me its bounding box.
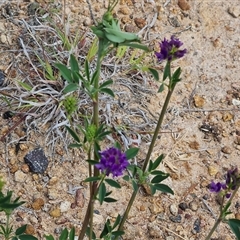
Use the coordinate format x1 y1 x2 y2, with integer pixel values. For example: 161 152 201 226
209 181 223 193
155 35 187 62
95 147 129 177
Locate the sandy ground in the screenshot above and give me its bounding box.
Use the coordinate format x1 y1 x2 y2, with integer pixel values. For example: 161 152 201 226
0 0 240 239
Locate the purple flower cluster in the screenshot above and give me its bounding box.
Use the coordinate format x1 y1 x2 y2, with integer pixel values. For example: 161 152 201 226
155 35 187 62
209 168 240 198
95 147 129 177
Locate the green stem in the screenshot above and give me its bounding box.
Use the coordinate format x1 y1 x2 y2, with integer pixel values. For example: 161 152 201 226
205 217 222 240
142 88 174 172
118 88 175 232
78 40 104 240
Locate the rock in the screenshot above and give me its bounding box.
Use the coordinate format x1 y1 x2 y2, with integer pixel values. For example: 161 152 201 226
139 205 145 211
228 6 240 18
32 198 44 210
169 204 178 216
60 201 71 213
21 164 30 173
83 17 91 26
24 148 48 173
148 222 162 238
134 18 147 28
208 166 218 176
166 236 174 240
178 0 190 11
119 6 130 15
193 95 205 108
189 200 199 211
47 188 59 200
0 70 5 86
222 112 233 122
179 202 188 211
0 34 7 44
14 170 27 183
25 224 35 235
49 208 61 218
169 214 182 223
189 141 200 150
235 213 240 220
48 176 58 186
221 146 232 154
192 218 201 234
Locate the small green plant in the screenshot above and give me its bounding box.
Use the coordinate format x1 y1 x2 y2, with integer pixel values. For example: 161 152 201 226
0 177 37 240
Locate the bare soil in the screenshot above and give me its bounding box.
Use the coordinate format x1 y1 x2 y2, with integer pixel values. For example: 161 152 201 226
0 0 240 239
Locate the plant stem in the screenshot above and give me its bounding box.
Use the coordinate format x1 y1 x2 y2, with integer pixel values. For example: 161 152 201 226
118 88 175 232
205 217 222 240
142 89 174 172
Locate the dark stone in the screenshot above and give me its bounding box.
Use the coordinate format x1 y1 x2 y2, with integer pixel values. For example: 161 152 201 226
169 214 182 223
24 148 48 173
179 202 188 211
0 70 5 86
192 218 201 234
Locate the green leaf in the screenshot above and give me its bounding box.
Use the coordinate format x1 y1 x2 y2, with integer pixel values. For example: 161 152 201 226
84 176 101 182
123 175 130 181
125 148 139 160
151 174 169 184
70 54 79 73
148 160 153 172
158 83 164 93
65 126 80 143
18 235 38 240
12 237 18 240
69 227 75 240
44 235 55 240
131 180 138 192
55 63 73 83
112 230 125 237
68 143 82 148
84 60 90 82
15 225 27 235
148 68 159 81
152 154 164 170
228 219 240 239
172 67 181 82
99 79 113 89
63 83 79 94
59 228 68 240
163 61 171 81
86 160 99 165
151 170 167 175
17 81 32 91
153 183 174 195
114 141 121 149
112 214 122 229
150 184 156 195
104 197 117 203
105 179 121 188
86 227 96 240
100 88 115 97
99 182 106 205
0 202 24 209
119 42 149 51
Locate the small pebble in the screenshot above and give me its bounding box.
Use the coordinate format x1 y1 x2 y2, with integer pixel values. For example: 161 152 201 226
192 218 201 234
208 165 218 176
179 202 188 211
32 198 44 210
24 148 48 173
221 146 231 154
169 214 182 223
178 0 190 11
189 200 199 211
169 204 178 215
49 208 61 218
